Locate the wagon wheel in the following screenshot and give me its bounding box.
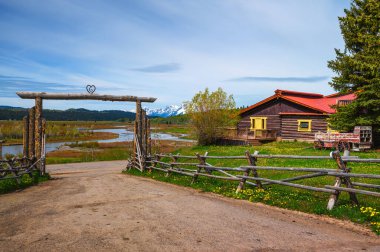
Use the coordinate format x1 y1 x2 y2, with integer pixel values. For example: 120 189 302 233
314 140 324 150
344 142 351 151
336 141 350 152
313 141 319 150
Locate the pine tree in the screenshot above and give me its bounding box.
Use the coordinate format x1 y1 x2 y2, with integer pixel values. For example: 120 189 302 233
328 0 380 144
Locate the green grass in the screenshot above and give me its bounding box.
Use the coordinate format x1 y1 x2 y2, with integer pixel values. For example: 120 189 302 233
0 171 50 194
46 147 131 164
124 141 380 234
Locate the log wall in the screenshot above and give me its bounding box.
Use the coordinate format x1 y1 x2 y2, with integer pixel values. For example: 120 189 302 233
281 115 328 141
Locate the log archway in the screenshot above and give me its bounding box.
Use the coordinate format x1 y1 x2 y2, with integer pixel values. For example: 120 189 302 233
17 91 157 174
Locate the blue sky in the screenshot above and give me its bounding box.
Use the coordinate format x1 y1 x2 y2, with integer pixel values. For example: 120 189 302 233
0 0 351 111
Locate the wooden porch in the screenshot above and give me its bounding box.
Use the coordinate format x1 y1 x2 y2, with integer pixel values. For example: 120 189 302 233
218 128 277 146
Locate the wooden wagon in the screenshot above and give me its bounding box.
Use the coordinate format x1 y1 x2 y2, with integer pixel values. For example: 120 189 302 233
314 126 372 151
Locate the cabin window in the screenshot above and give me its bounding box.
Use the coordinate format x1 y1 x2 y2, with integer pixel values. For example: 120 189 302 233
297 120 312 132
250 117 267 130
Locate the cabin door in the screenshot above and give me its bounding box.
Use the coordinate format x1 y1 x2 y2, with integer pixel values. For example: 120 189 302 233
250 117 267 130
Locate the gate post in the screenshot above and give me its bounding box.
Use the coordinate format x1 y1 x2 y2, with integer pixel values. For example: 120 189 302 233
141 109 147 171
133 120 137 164
28 107 35 159
41 118 46 175
147 118 151 156
23 115 29 157
135 100 144 170
0 140 3 159
34 97 43 173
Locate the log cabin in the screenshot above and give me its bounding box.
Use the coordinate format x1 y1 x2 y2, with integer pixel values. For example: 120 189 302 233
237 89 355 143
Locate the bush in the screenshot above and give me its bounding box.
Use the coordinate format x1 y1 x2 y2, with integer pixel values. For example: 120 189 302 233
185 88 237 145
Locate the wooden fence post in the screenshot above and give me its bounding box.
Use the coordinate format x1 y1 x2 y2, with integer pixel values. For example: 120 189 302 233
192 153 202 183
141 109 147 171
135 100 142 170
327 151 359 210
28 107 35 159
167 154 179 177
22 115 29 157
35 97 43 173
193 152 208 183
150 154 160 173
249 150 262 189
236 150 261 193
340 151 359 205
147 118 151 157
133 120 137 165
41 118 46 175
0 140 3 159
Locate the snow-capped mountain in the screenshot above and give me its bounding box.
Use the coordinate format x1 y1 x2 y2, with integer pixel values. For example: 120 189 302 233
145 104 185 118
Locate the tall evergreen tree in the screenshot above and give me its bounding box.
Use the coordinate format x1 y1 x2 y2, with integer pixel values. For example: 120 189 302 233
328 0 380 143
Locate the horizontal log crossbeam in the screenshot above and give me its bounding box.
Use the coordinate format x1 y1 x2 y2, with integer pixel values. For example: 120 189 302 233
17 92 157 103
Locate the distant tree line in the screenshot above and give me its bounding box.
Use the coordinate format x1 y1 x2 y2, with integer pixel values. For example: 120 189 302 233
150 114 190 125
0 107 136 121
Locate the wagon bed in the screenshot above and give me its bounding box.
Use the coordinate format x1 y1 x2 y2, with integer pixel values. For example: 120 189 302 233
314 126 372 151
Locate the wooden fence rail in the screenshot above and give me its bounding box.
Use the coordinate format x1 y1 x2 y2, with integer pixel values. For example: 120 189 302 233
130 150 380 210
0 156 43 184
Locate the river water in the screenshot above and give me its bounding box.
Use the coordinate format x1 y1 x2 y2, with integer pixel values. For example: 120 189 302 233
1 128 191 158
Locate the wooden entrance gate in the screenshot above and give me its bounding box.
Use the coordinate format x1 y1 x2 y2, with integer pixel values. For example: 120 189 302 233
17 91 157 174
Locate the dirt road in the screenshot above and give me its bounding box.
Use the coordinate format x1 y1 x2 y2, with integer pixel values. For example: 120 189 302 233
0 160 379 251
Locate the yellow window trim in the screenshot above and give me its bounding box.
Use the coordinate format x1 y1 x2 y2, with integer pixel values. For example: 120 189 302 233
250 117 267 130
297 119 312 132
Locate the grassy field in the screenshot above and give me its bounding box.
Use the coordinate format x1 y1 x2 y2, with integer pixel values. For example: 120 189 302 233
46 141 131 164
0 120 126 144
125 141 380 234
46 139 194 164
0 121 192 144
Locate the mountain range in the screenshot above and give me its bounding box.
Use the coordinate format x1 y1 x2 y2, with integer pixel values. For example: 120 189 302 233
144 104 185 118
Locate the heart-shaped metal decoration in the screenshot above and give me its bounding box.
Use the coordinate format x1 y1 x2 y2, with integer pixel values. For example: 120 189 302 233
86 84 96 94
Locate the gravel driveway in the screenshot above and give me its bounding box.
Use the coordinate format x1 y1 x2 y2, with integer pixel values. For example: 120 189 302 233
0 160 379 251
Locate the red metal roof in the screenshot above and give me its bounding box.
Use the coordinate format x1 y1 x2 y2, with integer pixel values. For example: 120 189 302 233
278 112 327 116
240 89 356 115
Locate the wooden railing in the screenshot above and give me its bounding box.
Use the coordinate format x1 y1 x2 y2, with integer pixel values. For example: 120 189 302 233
236 128 277 140
129 151 380 210
1 134 46 183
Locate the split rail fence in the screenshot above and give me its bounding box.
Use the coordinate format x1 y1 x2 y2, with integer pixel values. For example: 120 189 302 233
0 107 47 183
129 150 380 210
0 155 44 184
